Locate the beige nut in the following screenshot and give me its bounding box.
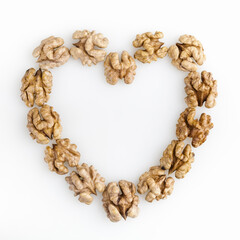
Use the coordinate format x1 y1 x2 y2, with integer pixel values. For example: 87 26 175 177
137 166 174 202
104 51 137 85
168 34 206 72
33 36 70 70
65 163 105 204
176 107 214 147
184 71 218 108
70 30 109 66
27 104 62 144
102 180 139 222
133 31 168 63
21 68 52 107
160 140 195 179
45 138 80 175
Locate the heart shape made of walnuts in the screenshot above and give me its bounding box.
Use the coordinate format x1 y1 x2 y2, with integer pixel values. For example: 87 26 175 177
20 30 217 222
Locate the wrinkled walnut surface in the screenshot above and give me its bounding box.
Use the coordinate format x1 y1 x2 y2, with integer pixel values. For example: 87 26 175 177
137 166 174 202
185 71 218 108
66 163 105 204
168 35 206 72
160 140 195 179
27 105 62 144
104 51 137 85
133 31 168 63
176 107 213 147
45 138 80 175
33 36 70 70
70 30 109 66
102 180 139 222
21 68 52 107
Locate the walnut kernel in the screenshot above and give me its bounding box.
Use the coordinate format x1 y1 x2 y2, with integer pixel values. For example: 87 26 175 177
70 30 109 66
45 138 80 175
176 107 214 147
27 105 62 144
102 180 139 222
21 68 52 107
104 51 137 85
137 166 174 202
133 31 168 63
168 34 206 72
33 36 70 70
184 71 218 108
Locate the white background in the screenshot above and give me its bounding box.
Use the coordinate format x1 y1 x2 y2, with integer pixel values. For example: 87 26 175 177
1 0 239 239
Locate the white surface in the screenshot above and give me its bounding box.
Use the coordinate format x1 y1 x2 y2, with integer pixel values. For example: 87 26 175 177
0 0 239 239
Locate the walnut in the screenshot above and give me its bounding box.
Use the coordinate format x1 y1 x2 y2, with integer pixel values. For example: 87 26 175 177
133 31 168 63
137 166 174 202
32 36 70 70
102 180 139 222
104 51 137 85
160 140 195 179
70 30 109 66
27 105 62 144
184 71 218 108
65 163 105 204
176 107 214 147
20 68 52 107
168 35 206 72
45 138 80 175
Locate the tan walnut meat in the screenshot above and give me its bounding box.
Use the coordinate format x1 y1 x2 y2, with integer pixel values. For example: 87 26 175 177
45 138 80 175
184 71 218 108
65 163 105 204
176 107 213 148
27 104 62 144
160 140 195 179
70 30 109 66
102 180 139 222
21 68 52 107
133 31 168 63
137 166 174 202
104 51 137 85
32 36 70 70
168 35 206 72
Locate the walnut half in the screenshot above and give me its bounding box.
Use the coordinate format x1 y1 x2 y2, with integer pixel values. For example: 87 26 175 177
168 34 206 72
66 163 105 204
137 166 174 202
176 107 214 147
104 51 137 85
21 68 52 107
160 140 195 179
45 138 80 175
102 180 139 222
133 31 168 63
33 36 70 70
70 30 109 66
184 71 218 108
27 105 62 144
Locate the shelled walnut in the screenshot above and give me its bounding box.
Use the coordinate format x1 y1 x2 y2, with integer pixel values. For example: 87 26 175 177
70 30 109 66
168 35 206 72
160 140 195 179
102 180 139 222
27 104 62 144
45 138 80 175
184 71 218 108
65 163 105 204
104 51 137 85
133 31 168 63
33 36 70 69
137 166 174 202
176 107 213 147
21 68 52 107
